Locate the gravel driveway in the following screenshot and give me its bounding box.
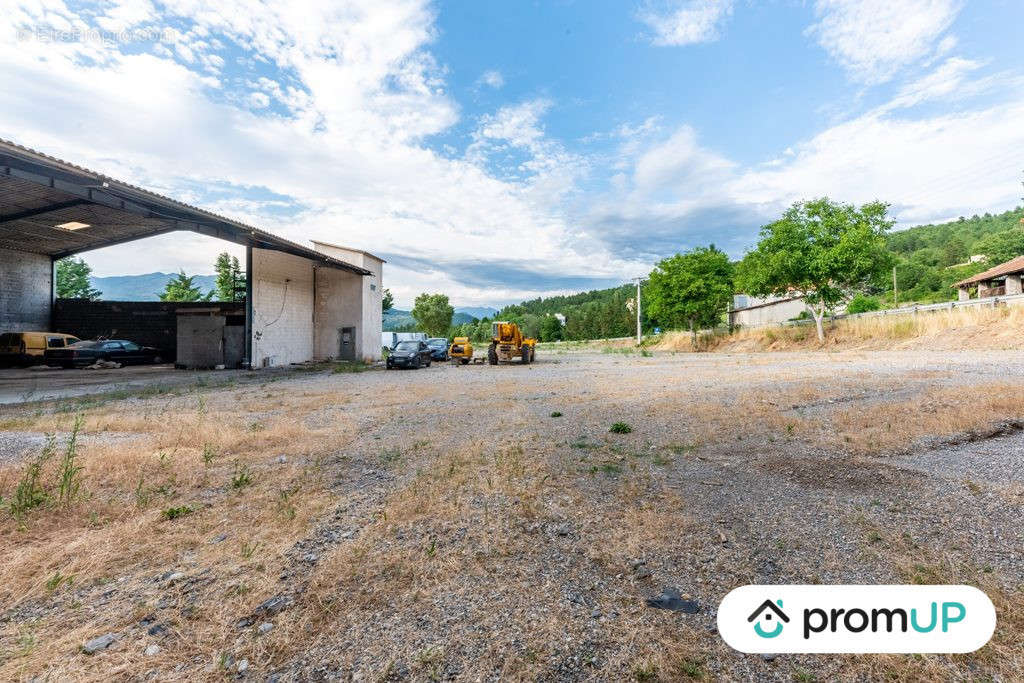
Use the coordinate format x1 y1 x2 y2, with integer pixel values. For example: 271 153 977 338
1 348 1021 681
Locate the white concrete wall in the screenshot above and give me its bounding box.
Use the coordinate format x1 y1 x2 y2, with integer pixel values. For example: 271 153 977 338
251 248 314 367
311 242 384 362
731 296 807 327
313 267 362 360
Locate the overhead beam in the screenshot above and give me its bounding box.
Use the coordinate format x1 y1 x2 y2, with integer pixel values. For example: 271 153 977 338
0 199 93 225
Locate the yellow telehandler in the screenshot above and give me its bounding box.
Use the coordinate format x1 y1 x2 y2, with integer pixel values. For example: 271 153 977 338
487 321 536 365
448 336 474 364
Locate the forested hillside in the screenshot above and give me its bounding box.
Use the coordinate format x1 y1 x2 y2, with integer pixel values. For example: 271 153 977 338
884 206 1024 303
483 285 637 341
477 205 1024 341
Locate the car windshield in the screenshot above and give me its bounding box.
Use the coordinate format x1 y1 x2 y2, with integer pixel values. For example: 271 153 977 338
68 341 102 349
395 341 419 350
427 339 447 347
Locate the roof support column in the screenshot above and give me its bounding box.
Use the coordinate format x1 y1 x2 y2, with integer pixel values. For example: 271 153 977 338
50 255 58 329
244 245 253 369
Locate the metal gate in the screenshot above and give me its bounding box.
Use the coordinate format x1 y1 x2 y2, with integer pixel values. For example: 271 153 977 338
339 326 356 361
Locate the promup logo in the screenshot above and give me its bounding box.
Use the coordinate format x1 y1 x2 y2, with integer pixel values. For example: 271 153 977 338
748 599 789 638
718 585 996 654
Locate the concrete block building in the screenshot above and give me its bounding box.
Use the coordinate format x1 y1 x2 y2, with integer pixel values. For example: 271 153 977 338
954 255 1024 301
0 139 383 367
728 294 807 327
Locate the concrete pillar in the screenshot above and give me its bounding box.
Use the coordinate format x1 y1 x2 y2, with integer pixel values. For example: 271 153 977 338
1006 274 1022 296
958 286 970 301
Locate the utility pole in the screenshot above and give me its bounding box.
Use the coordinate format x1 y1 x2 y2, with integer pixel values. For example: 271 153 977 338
893 266 898 307
632 277 644 345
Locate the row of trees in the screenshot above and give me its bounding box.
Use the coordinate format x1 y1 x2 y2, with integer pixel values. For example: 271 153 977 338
644 198 893 342
55 252 247 302
402 198 894 345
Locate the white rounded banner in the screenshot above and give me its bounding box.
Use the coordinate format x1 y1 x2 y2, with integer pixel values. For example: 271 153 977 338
717 585 996 653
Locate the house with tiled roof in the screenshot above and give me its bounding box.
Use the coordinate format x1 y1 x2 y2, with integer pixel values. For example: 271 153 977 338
954 255 1024 300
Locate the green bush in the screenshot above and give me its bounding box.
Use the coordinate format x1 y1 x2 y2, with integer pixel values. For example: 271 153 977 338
846 294 882 314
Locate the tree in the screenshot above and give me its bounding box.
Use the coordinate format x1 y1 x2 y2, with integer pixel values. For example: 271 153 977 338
159 271 213 302
381 288 394 313
410 293 454 337
213 252 245 301
973 229 1024 265
539 314 564 342
55 257 102 300
645 245 733 347
737 198 894 342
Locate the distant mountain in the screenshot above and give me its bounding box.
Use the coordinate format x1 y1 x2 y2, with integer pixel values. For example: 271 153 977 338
382 306 496 331
456 306 498 319
382 309 415 331
89 272 216 301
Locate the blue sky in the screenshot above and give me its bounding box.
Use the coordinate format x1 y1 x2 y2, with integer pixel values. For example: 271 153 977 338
3 0 1023 307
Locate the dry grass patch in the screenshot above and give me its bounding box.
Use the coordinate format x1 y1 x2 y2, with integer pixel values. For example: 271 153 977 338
825 382 1023 454
652 304 1024 353
0 382 355 680
845 517 1024 680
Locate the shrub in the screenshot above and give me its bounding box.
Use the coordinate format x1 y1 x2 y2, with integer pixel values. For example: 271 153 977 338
609 422 633 434
847 294 882 315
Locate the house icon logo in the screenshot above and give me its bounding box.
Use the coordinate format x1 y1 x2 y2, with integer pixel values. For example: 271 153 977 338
748 599 789 638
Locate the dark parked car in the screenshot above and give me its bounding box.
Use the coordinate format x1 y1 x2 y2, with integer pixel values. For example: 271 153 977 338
425 337 449 361
45 339 163 368
386 340 432 369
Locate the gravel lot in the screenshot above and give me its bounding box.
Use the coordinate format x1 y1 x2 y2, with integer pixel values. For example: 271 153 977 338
1 348 1021 680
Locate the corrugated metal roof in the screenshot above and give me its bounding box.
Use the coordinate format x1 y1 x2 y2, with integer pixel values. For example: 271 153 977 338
954 255 1024 287
0 138 371 275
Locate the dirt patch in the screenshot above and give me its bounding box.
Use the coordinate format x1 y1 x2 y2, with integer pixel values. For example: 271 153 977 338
1 350 1023 680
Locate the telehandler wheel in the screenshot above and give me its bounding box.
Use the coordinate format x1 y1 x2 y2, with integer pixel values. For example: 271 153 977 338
460 358 470 365
488 344 498 365
521 347 530 364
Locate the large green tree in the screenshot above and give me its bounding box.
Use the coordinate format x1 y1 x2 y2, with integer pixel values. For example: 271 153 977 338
213 252 245 301
410 293 454 337
973 229 1024 265
381 288 394 313
55 257 102 300
159 271 213 302
645 245 733 346
737 198 894 341
538 314 564 342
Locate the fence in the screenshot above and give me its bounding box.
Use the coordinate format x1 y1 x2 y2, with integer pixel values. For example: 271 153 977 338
757 292 1024 329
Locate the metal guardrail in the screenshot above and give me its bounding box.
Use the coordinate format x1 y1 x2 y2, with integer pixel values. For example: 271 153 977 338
753 292 1024 329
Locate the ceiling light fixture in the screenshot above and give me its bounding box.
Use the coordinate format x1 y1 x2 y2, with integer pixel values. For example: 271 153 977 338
56 221 90 230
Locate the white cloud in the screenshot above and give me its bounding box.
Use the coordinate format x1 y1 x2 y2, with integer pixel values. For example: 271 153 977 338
807 0 963 84
636 0 734 47
478 69 504 89
736 99 1024 225
2 0 1019 308
247 91 270 108
1 1 635 307
586 69 1024 261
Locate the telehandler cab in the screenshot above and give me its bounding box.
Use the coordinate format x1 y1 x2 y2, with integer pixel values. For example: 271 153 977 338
487 321 536 365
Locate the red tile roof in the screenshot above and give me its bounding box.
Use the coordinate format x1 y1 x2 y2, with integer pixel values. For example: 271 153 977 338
955 255 1024 287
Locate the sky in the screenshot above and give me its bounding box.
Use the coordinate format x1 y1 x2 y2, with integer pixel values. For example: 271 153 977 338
2 0 1023 308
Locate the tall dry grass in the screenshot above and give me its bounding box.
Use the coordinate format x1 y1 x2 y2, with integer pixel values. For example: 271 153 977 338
0 383 358 680
653 303 1024 353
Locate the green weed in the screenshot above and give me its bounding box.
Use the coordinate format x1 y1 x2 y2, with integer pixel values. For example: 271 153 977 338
161 505 194 521
231 464 254 490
